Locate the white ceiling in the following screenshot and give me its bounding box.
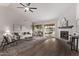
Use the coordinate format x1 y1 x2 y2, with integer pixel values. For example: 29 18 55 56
0 3 76 24
0 3 10 6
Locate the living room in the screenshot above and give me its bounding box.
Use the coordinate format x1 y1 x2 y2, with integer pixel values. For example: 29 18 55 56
0 3 79 56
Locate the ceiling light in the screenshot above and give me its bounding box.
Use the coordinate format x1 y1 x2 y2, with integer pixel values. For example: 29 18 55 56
25 7 29 11
17 3 37 13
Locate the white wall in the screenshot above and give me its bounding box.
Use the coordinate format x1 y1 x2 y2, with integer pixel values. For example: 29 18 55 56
76 4 79 19
76 3 79 49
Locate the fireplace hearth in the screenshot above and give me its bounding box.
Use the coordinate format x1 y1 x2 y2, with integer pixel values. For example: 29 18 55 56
60 31 69 40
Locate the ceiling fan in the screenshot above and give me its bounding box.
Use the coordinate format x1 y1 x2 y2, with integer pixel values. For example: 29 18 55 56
17 3 37 13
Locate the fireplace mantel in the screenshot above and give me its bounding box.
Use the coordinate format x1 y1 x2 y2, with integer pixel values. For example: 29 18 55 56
58 25 73 29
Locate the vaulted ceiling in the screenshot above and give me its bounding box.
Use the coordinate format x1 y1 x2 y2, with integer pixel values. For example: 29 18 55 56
0 3 76 23
9 3 76 22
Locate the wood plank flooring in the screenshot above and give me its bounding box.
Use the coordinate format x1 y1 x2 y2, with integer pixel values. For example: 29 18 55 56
17 38 75 56
0 37 78 56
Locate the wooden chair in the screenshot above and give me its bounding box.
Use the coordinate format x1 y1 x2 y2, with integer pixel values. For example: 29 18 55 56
1 36 10 51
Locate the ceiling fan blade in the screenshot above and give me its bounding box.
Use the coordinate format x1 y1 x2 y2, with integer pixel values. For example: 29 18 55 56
30 7 37 9
17 7 24 8
29 9 33 13
27 3 31 6
20 3 26 7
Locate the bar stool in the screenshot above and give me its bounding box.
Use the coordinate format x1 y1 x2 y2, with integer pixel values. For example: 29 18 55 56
70 35 78 55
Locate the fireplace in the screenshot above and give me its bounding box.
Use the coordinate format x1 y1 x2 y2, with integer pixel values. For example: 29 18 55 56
60 31 69 40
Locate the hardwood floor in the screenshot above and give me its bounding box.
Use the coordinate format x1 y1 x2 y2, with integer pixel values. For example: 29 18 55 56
0 37 78 56
17 38 74 56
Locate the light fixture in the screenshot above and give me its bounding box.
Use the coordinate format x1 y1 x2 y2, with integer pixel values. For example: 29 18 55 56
6 30 10 33
3 29 10 36
25 7 29 11
5 27 10 34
